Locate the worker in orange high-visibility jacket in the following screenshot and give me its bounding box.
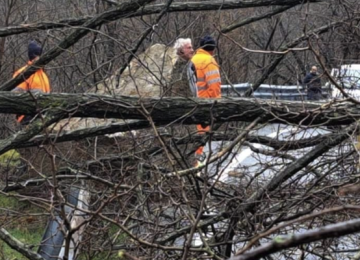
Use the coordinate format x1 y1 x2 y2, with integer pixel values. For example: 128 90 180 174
13 40 51 125
191 35 221 166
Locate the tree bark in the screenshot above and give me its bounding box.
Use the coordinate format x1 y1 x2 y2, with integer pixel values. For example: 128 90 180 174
0 92 357 126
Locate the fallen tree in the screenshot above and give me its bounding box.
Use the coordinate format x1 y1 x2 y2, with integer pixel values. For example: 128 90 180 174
1 0 360 259
0 92 357 126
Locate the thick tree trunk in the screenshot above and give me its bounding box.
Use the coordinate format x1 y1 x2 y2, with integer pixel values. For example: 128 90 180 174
0 92 356 126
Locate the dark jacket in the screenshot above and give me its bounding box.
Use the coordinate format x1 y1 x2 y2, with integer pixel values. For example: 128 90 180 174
303 72 321 92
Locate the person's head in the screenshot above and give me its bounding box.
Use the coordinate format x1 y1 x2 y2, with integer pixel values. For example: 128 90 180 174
310 66 318 74
28 40 42 61
174 38 194 61
200 35 216 53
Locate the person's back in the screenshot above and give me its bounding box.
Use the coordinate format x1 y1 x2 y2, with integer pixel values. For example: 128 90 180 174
191 36 221 99
13 63 50 94
191 35 221 166
13 40 51 124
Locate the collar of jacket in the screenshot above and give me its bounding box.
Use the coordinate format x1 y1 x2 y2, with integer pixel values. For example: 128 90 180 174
195 48 212 56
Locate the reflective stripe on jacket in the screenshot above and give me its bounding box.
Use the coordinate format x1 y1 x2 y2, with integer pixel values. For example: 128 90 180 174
191 49 221 98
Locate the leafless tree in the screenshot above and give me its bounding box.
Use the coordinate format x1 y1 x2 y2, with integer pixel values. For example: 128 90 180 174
2 1 360 260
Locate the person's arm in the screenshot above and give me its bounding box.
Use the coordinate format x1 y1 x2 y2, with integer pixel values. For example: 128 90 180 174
40 71 51 93
303 74 311 85
188 62 198 97
205 61 221 98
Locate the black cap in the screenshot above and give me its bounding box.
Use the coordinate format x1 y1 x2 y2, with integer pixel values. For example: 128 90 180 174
28 41 42 61
200 35 216 51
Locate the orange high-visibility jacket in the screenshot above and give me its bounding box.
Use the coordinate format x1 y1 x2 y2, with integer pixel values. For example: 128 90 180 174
13 61 50 94
13 61 50 122
191 49 221 98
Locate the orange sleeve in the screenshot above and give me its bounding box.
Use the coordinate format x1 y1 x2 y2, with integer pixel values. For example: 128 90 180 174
40 71 51 93
205 61 221 98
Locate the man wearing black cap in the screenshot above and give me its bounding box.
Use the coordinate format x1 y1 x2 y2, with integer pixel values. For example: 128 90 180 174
13 40 51 125
191 35 221 166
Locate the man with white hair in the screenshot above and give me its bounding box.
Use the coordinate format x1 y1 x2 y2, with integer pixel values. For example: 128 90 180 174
173 38 197 97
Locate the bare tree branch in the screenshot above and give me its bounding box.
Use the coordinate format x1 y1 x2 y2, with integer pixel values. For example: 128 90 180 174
230 217 360 260
15 124 330 150
0 228 45 260
0 0 324 38
243 16 360 96
220 5 298 34
0 0 155 91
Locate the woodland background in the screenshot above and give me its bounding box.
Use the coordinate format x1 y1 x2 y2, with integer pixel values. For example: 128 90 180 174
1 0 360 260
